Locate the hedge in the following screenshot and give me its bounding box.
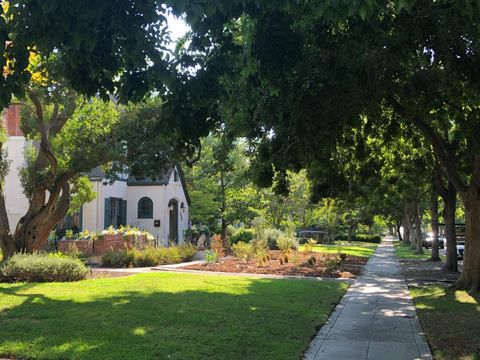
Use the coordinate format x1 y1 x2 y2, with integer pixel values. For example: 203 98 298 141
334 234 382 243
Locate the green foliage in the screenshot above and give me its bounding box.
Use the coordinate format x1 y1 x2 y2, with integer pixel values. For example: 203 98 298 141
204 250 218 264
184 135 260 229
68 176 97 215
101 249 135 268
61 243 88 264
264 228 284 250
132 247 159 267
303 239 318 254
231 241 254 262
0 128 11 181
322 255 342 273
334 234 381 243
154 247 182 265
177 244 197 262
17 143 37 199
1 253 88 282
276 237 297 254
100 246 191 268
230 228 255 244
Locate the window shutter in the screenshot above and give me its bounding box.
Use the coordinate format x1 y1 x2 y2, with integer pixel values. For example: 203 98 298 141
121 200 127 226
104 198 111 228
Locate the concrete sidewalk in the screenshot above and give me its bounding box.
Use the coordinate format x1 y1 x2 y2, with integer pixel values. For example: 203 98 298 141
304 237 433 360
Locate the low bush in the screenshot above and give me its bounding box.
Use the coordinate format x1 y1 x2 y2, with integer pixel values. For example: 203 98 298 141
205 250 218 264
61 243 88 264
334 234 381 243
132 247 158 267
155 247 182 265
101 249 135 268
231 241 254 262
276 236 299 253
264 228 284 250
178 244 197 262
322 255 342 272
230 228 255 244
1 253 88 282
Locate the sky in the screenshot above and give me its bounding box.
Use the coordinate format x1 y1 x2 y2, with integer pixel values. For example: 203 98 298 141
166 13 189 44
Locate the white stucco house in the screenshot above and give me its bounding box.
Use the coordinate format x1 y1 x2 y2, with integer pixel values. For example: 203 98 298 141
2 106 190 246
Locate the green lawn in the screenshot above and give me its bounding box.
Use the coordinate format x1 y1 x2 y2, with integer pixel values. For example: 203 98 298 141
0 272 347 360
299 241 378 258
394 242 443 260
410 285 480 360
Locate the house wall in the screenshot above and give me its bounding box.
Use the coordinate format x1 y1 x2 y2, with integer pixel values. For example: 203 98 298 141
82 180 128 231
126 171 189 246
83 171 189 247
164 170 189 245
4 137 30 229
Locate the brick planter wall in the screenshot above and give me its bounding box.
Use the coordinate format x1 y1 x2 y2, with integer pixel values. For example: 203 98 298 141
58 234 148 255
58 239 94 255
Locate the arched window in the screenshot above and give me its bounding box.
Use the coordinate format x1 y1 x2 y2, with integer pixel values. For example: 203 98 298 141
138 197 153 219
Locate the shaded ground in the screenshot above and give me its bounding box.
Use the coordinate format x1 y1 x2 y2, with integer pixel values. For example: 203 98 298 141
183 250 367 278
0 273 347 360
396 242 478 360
409 286 480 360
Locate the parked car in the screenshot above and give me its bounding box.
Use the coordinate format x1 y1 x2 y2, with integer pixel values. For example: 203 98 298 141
457 240 465 259
423 234 445 249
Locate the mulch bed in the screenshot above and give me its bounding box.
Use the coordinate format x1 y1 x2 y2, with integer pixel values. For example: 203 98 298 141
182 250 367 278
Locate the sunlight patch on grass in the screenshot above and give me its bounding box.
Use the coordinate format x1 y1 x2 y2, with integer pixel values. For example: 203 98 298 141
132 327 147 336
394 242 443 260
299 242 377 258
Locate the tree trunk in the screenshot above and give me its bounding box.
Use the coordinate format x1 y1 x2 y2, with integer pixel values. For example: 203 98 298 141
220 218 228 248
455 189 480 293
402 219 410 245
443 182 458 272
0 184 16 259
430 188 440 261
413 198 424 254
347 221 357 242
396 222 403 243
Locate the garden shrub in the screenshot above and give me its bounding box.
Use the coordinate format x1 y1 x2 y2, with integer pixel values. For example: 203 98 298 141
62 243 88 264
334 234 381 243
322 255 342 272
205 250 218 263
232 241 254 262
1 253 88 282
264 228 284 249
132 247 158 267
101 249 135 268
178 244 197 262
230 228 255 244
102 246 193 268
155 247 182 265
276 236 299 252
303 239 318 254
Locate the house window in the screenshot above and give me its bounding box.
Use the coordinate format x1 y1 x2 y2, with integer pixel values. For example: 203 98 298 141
138 197 153 219
173 170 179 182
104 198 127 228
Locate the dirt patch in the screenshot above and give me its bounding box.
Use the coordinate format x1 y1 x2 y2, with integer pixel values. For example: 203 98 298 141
400 258 460 287
181 250 367 278
87 270 134 279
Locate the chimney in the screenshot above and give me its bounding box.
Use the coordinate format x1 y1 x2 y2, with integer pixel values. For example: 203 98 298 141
2 105 23 136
